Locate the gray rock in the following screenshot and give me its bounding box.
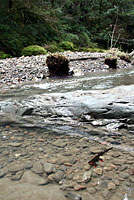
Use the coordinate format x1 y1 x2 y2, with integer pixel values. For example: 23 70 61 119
0 169 6 178
52 139 67 147
8 142 22 147
8 164 24 173
119 172 129 179
65 192 82 200
25 161 33 169
32 162 44 174
21 170 45 185
10 171 24 181
82 171 92 183
48 170 64 183
119 165 127 171
108 182 116 190
43 163 55 174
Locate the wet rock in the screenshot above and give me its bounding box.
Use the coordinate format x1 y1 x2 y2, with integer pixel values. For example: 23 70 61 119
0 169 6 178
52 139 67 147
82 171 92 183
93 168 103 175
82 192 95 200
21 170 45 185
108 182 116 190
43 163 55 174
25 161 33 169
119 172 129 179
8 164 24 173
8 142 22 147
48 170 64 182
119 165 127 171
10 171 24 181
74 184 86 191
65 192 82 200
32 161 44 174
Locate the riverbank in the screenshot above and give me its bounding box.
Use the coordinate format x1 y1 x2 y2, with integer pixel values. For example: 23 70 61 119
0 126 134 200
0 52 133 89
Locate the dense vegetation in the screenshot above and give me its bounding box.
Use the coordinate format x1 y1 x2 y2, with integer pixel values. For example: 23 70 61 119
0 0 134 57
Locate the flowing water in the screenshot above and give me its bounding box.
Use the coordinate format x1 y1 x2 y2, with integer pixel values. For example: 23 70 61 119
1 67 134 200
1 67 134 150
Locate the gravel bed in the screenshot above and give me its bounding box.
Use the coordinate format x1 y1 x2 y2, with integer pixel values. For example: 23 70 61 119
0 52 133 88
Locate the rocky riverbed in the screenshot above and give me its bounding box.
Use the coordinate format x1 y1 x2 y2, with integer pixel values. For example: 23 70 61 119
0 126 134 200
0 52 133 88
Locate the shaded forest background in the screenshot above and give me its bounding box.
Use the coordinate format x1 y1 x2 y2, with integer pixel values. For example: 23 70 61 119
0 0 134 57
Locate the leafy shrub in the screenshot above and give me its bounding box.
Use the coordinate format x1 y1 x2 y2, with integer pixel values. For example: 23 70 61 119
0 51 12 59
58 41 74 51
22 45 47 56
45 44 59 53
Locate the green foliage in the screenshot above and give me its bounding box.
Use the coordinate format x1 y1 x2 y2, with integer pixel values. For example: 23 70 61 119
0 51 12 59
58 41 74 51
45 44 59 53
22 45 47 56
0 0 134 56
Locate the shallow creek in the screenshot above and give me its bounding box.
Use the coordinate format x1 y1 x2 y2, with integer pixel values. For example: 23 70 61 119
0 67 134 200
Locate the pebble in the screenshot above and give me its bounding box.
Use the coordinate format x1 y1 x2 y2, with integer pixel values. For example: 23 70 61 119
8 142 22 147
0 169 6 178
32 161 44 174
93 168 103 175
108 182 116 190
119 172 129 179
10 171 24 181
82 171 92 183
43 163 55 174
52 139 67 147
74 184 86 191
8 164 24 173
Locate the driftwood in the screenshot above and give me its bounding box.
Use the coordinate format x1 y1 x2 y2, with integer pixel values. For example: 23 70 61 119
88 147 113 167
70 56 101 62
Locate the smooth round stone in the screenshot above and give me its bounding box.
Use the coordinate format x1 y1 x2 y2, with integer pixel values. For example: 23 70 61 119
43 163 55 174
119 165 127 171
119 172 129 179
8 164 24 173
32 161 44 174
8 142 22 147
25 161 33 169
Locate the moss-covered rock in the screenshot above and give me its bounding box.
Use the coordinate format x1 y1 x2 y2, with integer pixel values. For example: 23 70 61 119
58 41 74 51
22 45 47 56
46 53 70 77
0 51 12 59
